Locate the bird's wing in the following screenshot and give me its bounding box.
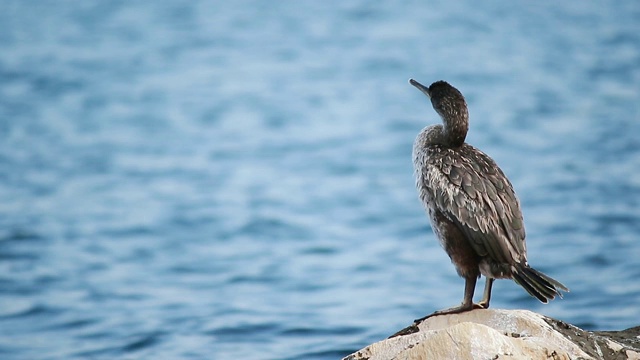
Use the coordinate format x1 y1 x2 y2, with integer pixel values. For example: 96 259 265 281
423 145 526 264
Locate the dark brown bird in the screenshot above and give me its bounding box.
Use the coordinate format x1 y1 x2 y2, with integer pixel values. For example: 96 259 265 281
410 79 568 322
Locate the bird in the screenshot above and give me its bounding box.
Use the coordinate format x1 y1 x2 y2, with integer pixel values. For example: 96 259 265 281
409 79 568 322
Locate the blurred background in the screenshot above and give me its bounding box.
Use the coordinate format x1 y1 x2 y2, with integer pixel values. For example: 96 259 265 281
1 1 639 359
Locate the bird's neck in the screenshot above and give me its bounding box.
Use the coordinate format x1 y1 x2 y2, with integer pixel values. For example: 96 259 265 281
441 111 468 147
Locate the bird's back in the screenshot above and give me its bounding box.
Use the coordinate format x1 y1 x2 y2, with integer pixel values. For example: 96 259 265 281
414 140 527 267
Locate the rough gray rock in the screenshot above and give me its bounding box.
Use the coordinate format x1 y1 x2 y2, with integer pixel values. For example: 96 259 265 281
343 309 640 360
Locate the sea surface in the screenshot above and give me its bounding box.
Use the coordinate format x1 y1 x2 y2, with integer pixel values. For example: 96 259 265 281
1 1 639 359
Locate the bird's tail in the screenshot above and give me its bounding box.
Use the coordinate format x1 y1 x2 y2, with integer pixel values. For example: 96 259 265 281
512 263 569 303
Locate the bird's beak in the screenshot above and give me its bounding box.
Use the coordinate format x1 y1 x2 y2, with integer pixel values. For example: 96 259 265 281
409 79 430 98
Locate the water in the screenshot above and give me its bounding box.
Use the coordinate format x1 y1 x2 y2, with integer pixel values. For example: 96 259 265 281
0 1 639 359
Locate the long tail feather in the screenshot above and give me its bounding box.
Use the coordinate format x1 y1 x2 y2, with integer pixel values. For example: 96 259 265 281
512 264 569 303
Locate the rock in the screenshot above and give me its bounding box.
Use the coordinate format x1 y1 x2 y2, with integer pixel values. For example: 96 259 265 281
343 309 640 360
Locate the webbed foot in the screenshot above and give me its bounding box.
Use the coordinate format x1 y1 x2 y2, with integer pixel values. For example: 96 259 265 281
414 302 486 323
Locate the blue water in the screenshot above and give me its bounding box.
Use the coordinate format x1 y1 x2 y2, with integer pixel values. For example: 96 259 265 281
1 1 639 359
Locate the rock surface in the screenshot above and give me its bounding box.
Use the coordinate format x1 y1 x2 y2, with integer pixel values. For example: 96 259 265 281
343 309 640 360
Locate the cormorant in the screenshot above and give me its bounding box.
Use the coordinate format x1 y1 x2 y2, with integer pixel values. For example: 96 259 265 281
410 79 568 322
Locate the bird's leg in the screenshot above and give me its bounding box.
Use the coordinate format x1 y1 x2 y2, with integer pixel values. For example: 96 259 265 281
477 277 494 309
414 275 481 323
